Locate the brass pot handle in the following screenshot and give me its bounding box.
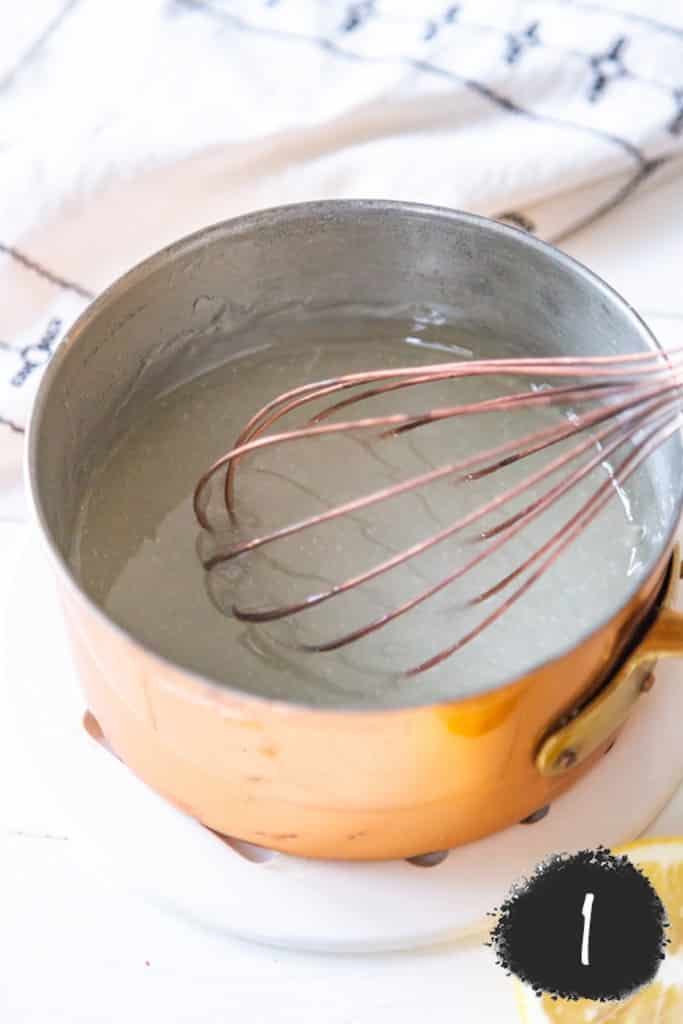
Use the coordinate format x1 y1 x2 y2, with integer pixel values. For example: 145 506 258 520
537 545 683 777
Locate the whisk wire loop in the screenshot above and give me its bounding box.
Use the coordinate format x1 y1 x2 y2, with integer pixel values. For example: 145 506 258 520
194 344 683 675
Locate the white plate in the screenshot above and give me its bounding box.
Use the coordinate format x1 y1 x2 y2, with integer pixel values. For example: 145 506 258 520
5 537 683 953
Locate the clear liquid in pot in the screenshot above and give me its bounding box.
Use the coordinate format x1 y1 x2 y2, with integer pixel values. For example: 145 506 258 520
71 314 667 708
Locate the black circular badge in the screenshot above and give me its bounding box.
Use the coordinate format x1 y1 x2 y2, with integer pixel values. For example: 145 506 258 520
488 847 668 1001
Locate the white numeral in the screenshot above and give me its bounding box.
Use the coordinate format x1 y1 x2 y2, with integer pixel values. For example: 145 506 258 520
581 892 595 966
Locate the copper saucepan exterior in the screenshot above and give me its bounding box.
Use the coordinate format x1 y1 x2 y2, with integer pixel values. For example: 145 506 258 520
27 201 683 860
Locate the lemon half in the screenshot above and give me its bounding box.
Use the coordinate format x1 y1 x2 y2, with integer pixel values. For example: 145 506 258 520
515 837 683 1023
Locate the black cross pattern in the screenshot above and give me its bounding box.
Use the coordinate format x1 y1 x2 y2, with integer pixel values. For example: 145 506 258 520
423 18 440 42
10 317 62 388
427 5 461 38
172 0 683 252
421 5 461 42
588 35 628 101
340 1 375 34
504 21 540 65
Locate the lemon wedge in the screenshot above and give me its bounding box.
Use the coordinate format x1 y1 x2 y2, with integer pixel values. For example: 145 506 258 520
515 837 683 1023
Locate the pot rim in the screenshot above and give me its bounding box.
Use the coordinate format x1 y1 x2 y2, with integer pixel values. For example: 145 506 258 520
25 199 683 716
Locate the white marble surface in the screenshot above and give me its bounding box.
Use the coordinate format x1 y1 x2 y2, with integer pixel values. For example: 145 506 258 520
2 177 683 1021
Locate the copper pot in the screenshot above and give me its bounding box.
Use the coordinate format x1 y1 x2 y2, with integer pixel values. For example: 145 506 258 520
27 201 683 860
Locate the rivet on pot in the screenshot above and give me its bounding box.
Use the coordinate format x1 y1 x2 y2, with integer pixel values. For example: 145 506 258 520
555 748 578 771
406 850 449 868
639 671 655 693
520 805 550 825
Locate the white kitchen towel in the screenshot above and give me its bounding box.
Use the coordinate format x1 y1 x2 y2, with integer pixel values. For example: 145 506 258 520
2 0 683 520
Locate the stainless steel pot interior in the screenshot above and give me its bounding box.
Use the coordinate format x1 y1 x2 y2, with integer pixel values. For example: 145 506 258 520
28 200 683 704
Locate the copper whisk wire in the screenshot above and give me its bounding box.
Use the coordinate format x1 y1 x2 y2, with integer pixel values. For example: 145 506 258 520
193 344 683 675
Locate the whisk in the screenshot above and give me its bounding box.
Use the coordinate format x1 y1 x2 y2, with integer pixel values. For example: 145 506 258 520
193 344 683 676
